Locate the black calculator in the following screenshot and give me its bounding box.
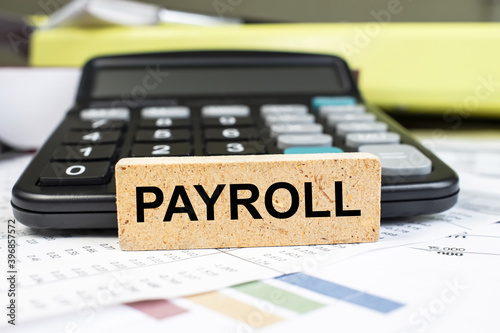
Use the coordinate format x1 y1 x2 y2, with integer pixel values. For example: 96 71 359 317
11 50 459 229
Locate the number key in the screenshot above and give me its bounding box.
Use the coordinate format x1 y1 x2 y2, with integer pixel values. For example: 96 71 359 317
202 116 254 127
139 118 190 128
71 119 126 131
135 129 190 142
63 131 121 144
53 144 117 161
206 141 265 155
39 162 111 186
130 143 192 157
204 127 258 140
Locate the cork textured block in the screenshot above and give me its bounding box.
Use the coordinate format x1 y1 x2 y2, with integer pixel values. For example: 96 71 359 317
115 153 381 250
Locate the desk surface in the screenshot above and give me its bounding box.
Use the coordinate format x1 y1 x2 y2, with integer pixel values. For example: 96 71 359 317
1 134 500 332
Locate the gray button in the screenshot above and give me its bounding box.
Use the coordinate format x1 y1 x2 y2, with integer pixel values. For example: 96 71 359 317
327 113 376 127
270 123 323 137
260 104 308 117
359 144 432 176
336 121 388 137
277 134 333 149
265 114 315 126
141 106 191 119
202 105 250 118
80 108 130 121
345 132 400 149
319 104 366 119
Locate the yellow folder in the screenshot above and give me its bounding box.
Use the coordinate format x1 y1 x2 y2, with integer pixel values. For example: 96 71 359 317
30 23 500 117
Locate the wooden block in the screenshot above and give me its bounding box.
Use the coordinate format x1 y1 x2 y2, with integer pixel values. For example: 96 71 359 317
115 153 381 250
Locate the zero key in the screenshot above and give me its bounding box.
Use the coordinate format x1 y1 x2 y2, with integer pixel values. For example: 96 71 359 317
39 161 111 186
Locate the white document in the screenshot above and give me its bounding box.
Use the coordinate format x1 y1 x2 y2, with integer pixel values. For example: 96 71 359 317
2 153 500 327
5 221 500 333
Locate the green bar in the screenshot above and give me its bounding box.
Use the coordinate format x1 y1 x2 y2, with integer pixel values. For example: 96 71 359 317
232 281 324 314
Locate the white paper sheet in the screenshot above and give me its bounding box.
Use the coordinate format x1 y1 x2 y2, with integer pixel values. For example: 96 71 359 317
2 152 500 327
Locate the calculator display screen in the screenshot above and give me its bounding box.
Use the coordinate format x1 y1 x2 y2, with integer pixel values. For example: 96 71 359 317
92 66 345 98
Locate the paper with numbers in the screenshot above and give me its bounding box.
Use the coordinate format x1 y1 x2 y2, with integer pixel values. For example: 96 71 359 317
1 152 500 326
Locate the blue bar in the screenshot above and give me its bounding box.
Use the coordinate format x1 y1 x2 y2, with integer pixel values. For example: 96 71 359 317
284 147 344 154
311 96 357 113
276 273 404 314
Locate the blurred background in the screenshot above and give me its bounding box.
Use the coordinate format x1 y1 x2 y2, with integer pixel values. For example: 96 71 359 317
2 0 500 65
1 0 499 153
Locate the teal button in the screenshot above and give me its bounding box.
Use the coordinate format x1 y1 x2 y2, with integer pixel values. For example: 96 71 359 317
284 147 344 154
311 96 357 113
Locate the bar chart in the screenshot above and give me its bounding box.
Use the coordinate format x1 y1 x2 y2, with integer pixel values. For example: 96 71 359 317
125 272 404 330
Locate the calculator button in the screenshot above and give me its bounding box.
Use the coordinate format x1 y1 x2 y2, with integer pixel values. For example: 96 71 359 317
206 141 266 155
202 116 254 127
345 132 400 149
135 129 190 142
53 144 117 161
80 108 130 121
270 123 323 137
260 104 308 117
319 105 366 119
141 106 191 119
311 96 357 113
63 131 121 144
264 114 315 126
359 144 432 176
139 118 190 128
336 122 388 137
131 143 192 157
326 113 376 127
284 146 344 154
71 119 127 131
39 161 111 186
202 105 250 118
277 134 333 149
204 128 258 140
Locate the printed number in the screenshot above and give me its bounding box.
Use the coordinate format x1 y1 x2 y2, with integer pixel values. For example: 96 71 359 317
80 147 92 157
66 165 86 176
154 129 171 139
227 143 244 153
152 145 171 155
222 128 240 138
219 116 237 126
156 118 173 127
91 119 109 129
82 132 101 142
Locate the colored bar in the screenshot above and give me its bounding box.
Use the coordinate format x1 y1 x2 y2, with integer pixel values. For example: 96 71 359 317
276 273 404 313
188 291 282 328
232 281 324 314
311 96 357 113
125 299 188 320
284 147 344 154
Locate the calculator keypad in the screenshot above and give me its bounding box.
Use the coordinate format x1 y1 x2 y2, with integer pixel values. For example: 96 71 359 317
40 96 433 186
